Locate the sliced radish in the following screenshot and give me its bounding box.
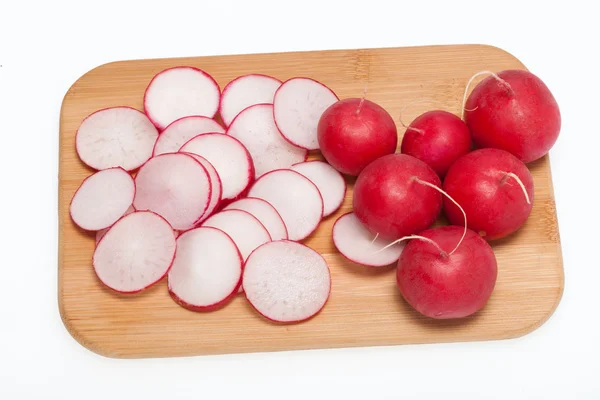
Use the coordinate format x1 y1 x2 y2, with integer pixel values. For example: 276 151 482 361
95 205 135 244
144 66 221 130
219 74 282 127
70 167 135 231
153 116 225 156
168 227 242 311
243 240 331 323
75 107 158 171
332 212 405 267
224 197 288 241
181 152 222 223
93 211 176 293
291 161 346 217
179 133 253 202
247 169 323 241
227 104 307 178
133 153 211 230
273 77 338 150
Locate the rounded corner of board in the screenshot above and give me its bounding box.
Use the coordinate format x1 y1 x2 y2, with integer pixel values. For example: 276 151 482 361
470 43 528 70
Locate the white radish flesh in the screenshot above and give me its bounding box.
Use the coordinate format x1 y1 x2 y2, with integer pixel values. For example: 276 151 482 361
181 153 222 223
70 167 135 231
243 240 331 323
224 197 288 241
168 227 242 311
248 169 323 241
93 211 176 293
95 205 135 244
227 104 307 178
75 107 158 171
219 74 282 127
273 77 338 150
153 116 225 156
133 153 211 230
144 66 221 130
291 161 346 217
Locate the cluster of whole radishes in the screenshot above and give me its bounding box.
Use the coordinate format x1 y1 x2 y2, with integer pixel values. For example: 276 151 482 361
69 63 560 323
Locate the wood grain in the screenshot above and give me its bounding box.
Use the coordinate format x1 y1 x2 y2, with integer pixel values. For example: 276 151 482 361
58 44 564 359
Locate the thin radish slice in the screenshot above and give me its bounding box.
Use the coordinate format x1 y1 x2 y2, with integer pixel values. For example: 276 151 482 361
133 153 211 230
168 227 242 311
227 104 307 178
93 211 176 293
273 77 338 150
75 107 158 171
179 133 253 202
333 212 405 267
181 152 222 222
248 169 323 241
243 240 331 323
153 116 225 156
224 197 288 241
144 66 221 130
70 167 135 231
291 161 346 217
95 205 135 244
219 74 282 127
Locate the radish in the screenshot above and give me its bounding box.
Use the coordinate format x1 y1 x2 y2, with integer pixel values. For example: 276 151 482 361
442 148 534 240
332 212 405 267
93 211 177 293
243 240 331 323
179 133 253 202
133 153 211 230
95 205 135 244
180 153 222 223
227 104 307 178
317 97 398 176
353 154 442 240
70 167 135 231
463 69 561 163
224 197 288 241
75 107 158 171
273 77 339 150
248 169 323 241
144 66 221 130
290 161 346 217
153 116 224 156
219 74 282 127
400 109 472 178
168 227 242 311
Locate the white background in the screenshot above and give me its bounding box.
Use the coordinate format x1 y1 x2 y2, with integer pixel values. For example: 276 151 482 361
1 0 598 398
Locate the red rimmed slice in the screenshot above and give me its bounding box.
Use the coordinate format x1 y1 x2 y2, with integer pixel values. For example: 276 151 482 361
224 197 288 241
153 116 225 156
95 205 135 244
181 153 222 223
291 160 346 217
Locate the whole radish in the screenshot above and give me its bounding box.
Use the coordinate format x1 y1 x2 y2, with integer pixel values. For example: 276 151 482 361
317 97 397 176
443 148 534 241
400 110 472 178
353 154 442 240
463 69 561 163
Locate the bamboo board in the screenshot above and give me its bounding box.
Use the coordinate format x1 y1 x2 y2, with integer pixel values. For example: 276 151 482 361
58 44 564 359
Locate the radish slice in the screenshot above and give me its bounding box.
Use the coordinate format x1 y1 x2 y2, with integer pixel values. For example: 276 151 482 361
153 116 225 156
93 211 177 293
291 161 346 217
75 107 158 171
70 167 135 231
243 240 331 323
248 169 323 241
168 227 242 311
179 133 254 202
95 205 135 244
332 212 405 267
144 66 221 130
224 197 288 241
227 104 307 178
273 78 338 150
219 74 282 127
133 153 211 230
181 153 222 223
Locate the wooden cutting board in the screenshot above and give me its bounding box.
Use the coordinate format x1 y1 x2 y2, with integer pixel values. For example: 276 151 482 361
58 44 564 359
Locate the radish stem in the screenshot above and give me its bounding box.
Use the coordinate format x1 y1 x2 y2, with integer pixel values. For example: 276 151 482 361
375 235 447 258
355 85 368 115
502 172 531 204
461 70 514 119
370 232 379 244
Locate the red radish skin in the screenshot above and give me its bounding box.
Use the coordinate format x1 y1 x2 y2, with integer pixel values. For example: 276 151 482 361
95 205 135 244
317 98 398 176
353 154 442 240
396 226 498 319
180 153 222 223
442 148 534 241
463 69 561 163
224 197 288 241
401 110 472 178
153 116 225 156
291 161 346 217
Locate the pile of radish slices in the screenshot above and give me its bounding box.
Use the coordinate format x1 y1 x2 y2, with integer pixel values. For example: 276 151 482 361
70 63 561 323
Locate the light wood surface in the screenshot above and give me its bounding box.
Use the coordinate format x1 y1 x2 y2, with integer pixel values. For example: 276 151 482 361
58 44 564 359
